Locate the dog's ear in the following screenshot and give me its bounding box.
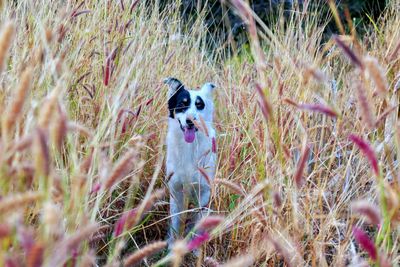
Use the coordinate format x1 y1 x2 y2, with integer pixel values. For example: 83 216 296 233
200 82 216 98
164 77 184 97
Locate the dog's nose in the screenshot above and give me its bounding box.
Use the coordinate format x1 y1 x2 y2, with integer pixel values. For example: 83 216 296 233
186 119 194 128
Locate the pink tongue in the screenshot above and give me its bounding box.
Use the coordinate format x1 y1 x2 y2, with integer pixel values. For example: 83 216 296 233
184 128 196 143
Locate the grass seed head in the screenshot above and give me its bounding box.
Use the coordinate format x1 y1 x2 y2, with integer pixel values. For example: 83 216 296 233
333 35 364 69
41 202 63 237
214 179 244 196
2 67 33 139
352 226 377 261
33 127 50 178
349 134 379 177
195 215 224 232
0 191 43 215
103 148 137 191
0 22 14 73
351 200 381 225
220 254 254 267
65 223 99 252
364 56 388 97
268 236 296 267
50 103 68 151
171 240 188 267
356 79 376 129
123 241 167 267
293 143 311 189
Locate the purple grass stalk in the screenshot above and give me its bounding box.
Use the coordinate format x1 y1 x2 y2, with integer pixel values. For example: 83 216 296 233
114 208 137 237
352 226 377 261
187 232 210 251
348 134 379 177
293 143 311 189
119 0 125 11
212 137 217 153
351 200 381 226
196 216 224 232
71 10 91 18
103 55 112 86
297 103 338 118
70 2 84 17
114 189 165 237
333 35 364 69
255 83 273 122
273 191 283 209
129 0 140 14
198 167 212 186
90 183 101 194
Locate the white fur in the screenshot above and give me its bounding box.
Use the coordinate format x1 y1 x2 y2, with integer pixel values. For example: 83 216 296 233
165 81 217 246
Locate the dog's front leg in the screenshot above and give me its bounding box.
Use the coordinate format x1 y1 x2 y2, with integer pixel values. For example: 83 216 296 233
168 177 185 247
194 182 211 222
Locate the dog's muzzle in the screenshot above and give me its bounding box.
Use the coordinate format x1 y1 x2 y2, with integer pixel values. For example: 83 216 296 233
179 119 198 143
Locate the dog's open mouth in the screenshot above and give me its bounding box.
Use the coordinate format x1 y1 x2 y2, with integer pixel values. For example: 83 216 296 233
183 127 196 143
179 120 198 143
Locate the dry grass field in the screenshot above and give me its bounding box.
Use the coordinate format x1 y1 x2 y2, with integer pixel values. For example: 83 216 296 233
0 0 399 266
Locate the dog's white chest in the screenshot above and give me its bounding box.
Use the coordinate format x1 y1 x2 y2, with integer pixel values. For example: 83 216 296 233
166 127 214 184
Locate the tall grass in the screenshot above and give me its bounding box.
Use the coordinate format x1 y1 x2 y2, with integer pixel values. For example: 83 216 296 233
0 0 399 266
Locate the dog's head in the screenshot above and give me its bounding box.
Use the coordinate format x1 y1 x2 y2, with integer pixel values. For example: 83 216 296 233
164 77 216 143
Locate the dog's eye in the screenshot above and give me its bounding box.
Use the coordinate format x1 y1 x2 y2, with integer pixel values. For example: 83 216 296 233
175 98 190 113
195 96 205 110
178 101 188 108
175 103 185 112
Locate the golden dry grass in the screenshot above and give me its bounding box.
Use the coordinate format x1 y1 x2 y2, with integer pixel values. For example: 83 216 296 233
0 0 399 266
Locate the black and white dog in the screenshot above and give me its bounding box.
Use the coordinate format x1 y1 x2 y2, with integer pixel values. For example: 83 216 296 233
164 77 216 246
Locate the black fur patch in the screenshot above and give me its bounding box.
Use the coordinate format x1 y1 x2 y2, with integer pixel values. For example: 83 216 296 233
195 96 205 110
168 86 191 118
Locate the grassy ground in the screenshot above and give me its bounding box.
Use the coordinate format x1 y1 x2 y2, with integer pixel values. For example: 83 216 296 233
0 0 399 266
